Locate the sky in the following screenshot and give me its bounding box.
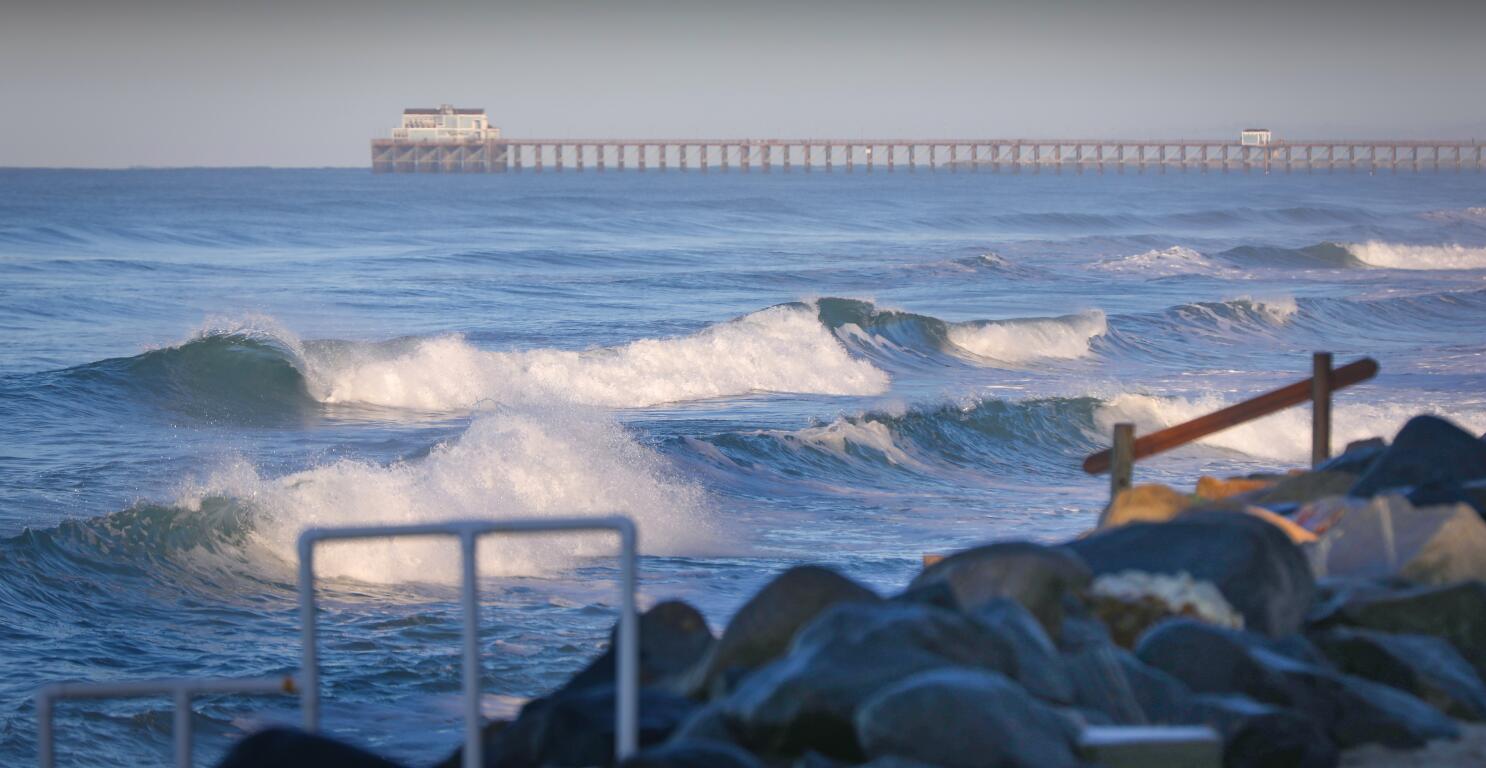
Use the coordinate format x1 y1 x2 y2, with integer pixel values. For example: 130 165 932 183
2 0 1484 167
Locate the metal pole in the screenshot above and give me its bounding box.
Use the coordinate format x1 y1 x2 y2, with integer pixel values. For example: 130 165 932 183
174 689 192 768
1106 423 1135 514
615 520 639 761
1312 352 1333 467
299 540 318 730
36 693 52 768
462 532 482 768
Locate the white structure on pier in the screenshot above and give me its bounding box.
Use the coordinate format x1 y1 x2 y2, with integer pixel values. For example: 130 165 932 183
393 105 500 141
1240 128 1273 146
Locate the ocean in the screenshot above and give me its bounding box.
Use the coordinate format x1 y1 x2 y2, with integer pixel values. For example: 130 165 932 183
2 167 1485 765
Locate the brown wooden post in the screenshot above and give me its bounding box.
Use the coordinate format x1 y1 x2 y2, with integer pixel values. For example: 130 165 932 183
1312 352 1333 467
1107 423 1136 513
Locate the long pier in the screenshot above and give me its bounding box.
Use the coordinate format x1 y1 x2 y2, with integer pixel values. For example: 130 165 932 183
371 138 1484 174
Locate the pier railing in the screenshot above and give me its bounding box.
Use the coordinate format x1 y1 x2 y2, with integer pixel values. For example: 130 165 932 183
1083 353 1379 513
372 137 1485 174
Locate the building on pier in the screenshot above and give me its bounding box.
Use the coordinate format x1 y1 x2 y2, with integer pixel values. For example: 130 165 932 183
1240 128 1273 147
393 105 500 141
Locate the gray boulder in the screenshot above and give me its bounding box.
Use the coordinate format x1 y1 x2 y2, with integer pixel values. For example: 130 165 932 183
1310 580 1486 681
619 739 764 768
472 684 698 768
1066 510 1315 636
1314 626 1486 720
970 598 1075 703
1136 619 1458 749
1350 415 1486 498
854 668 1082 768
1189 694 1338 768
908 541 1092 639
1256 471 1358 506
679 566 879 699
1309 495 1486 585
719 601 1030 760
563 600 715 696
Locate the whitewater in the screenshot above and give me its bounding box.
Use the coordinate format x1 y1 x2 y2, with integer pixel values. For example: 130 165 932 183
2 168 1485 766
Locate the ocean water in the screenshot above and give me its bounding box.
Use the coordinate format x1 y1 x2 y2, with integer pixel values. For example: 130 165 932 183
2 167 1485 765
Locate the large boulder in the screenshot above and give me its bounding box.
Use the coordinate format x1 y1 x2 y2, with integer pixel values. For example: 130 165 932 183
1101 484 1192 528
1136 619 1458 749
618 739 764 768
1189 694 1338 768
678 566 879 699
1066 510 1315 636
1308 495 1486 585
1256 471 1358 506
854 668 1082 768
970 598 1075 704
718 601 1035 760
908 541 1092 639
215 727 405 768
1313 626 1486 720
1350 415 1486 498
469 684 698 768
563 600 715 696
1310 580 1486 682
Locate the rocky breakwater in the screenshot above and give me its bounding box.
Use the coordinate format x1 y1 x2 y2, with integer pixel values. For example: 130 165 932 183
218 414 1486 768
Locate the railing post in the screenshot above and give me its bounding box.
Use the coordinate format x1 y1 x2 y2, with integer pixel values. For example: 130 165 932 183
36 691 53 768
1312 352 1333 467
174 688 192 768
461 531 482 768
1105 423 1136 516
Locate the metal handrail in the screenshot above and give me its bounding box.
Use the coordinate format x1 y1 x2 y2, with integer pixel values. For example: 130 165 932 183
297 516 639 768
36 676 297 768
1084 354 1379 508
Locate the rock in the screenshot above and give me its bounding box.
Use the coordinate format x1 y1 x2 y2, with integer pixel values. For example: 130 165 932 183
1196 475 1276 500
1189 694 1338 768
1310 580 1486 682
1062 633 1198 725
1309 496 1486 585
1408 479 1486 518
473 684 698 768
1257 471 1359 506
563 600 715 696
908 541 1092 639
215 727 405 768
970 598 1075 703
1136 619 1459 749
1313 626 1486 720
1101 484 1191 528
719 601 1034 760
854 668 1083 768
1067 510 1315 636
679 566 879 699
1350 415 1486 498
619 739 764 768
1316 439 1387 476
1087 570 1246 647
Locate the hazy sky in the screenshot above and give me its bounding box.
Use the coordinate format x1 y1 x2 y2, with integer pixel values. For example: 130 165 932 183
3 0 1483 167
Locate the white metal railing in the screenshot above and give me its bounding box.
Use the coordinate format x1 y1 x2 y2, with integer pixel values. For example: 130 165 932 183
297 516 639 768
36 676 297 768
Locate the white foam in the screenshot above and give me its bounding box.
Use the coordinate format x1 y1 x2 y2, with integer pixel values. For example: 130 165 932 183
1345 242 1486 270
298 304 888 411
1096 392 1486 464
946 310 1107 363
789 418 927 469
176 407 713 583
1090 247 1228 277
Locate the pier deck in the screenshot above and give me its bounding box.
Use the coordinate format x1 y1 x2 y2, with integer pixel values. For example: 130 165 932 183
371 138 1484 174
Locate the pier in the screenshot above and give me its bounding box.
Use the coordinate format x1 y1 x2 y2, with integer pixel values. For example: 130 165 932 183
371 137 1485 174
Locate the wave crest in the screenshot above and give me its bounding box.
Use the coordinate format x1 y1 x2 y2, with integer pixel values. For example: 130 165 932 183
1344 241 1486 270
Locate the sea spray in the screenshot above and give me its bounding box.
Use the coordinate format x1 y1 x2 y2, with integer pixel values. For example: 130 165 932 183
175 406 715 583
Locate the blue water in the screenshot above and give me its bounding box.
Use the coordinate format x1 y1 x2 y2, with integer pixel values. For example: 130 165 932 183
2 168 1486 765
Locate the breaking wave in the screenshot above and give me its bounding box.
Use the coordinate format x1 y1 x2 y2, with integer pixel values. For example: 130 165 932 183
1343 241 1486 270
10 406 715 585
1089 246 1229 277
816 297 1106 367
945 311 1108 363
